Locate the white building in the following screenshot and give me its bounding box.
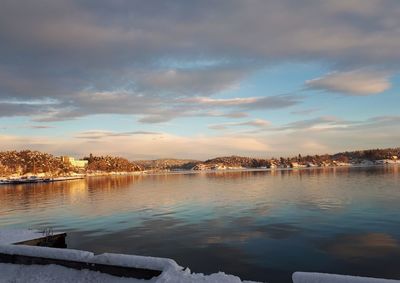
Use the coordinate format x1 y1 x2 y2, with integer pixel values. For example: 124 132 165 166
61 156 88 168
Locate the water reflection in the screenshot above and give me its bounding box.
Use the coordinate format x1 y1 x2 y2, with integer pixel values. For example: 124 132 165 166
1 166 400 282
322 233 400 260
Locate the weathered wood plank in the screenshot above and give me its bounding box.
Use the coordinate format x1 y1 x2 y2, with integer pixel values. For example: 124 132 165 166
0 252 162 280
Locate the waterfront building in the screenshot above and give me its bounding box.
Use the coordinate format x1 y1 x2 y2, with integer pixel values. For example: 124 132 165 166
61 156 88 168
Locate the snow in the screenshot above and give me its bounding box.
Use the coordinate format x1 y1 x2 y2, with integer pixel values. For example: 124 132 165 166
0 245 93 262
93 253 179 272
293 272 400 283
2 245 400 282
0 263 143 283
0 244 259 283
6 236 399 283
0 229 64 245
93 254 259 283
0 262 257 283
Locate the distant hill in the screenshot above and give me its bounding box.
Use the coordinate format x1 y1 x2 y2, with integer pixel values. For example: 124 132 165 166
1 147 399 177
333 148 400 161
135 159 200 170
0 151 143 177
192 156 270 170
84 154 142 172
0 150 74 176
191 148 400 170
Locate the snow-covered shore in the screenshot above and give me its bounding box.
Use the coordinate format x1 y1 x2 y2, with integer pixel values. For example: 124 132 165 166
0 262 253 283
0 244 257 283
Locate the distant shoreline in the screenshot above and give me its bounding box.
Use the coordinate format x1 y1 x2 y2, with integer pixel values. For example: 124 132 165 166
2 162 399 184
1 147 399 182
2 163 399 186
136 162 400 176
77 163 397 180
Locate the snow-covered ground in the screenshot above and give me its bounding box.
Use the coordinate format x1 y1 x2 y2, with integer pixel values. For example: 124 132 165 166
0 244 257 283
0 262 259 283
0 263 141 283
0 262 256 283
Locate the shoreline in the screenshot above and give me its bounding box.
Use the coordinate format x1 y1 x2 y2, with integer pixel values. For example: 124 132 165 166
1 163 398 185
142 162 399 176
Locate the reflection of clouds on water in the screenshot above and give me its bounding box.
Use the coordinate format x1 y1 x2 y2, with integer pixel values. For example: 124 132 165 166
2 167 399 223
205 218 302 244
314 198 347 211
321 233 400 260
68 216 293 282
206 231 264 244
296 197 348 212
1 167 400 282
48 171 399 281
204 222 302 244
256 223 302 240
243 203 271 217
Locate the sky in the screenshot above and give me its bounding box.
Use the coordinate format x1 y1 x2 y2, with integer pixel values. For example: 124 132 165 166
0 0 400 160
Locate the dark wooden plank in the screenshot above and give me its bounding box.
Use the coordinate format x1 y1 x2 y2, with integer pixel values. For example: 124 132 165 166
14 233 67 248
0 253 162 280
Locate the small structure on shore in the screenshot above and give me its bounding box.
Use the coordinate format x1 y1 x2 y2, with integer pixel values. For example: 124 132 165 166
61 156 88 168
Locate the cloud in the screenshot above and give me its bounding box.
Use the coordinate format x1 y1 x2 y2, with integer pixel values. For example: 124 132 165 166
182 95 300 110
275 116 348 131
259 115 400 156
27 125 54 129
0 0 399 123
0 133 270 160
27 90 300 123
306 69 392 95
75 130 162 140
1 114 400 159
3 0 400 70
0 124 54 130
0 101 56 118
290 108 320 116
342 115 400 131
209 119 271 130
135 67 249 95
271 115 400 133
182 97 259 106
202 111 249 119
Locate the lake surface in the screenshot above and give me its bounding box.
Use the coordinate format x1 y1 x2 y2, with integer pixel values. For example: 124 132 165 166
1 166 400 282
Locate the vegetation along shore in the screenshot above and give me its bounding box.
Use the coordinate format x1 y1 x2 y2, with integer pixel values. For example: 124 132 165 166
0 147 399 181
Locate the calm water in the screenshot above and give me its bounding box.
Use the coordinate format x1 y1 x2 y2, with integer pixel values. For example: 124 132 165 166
1 166 400 282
